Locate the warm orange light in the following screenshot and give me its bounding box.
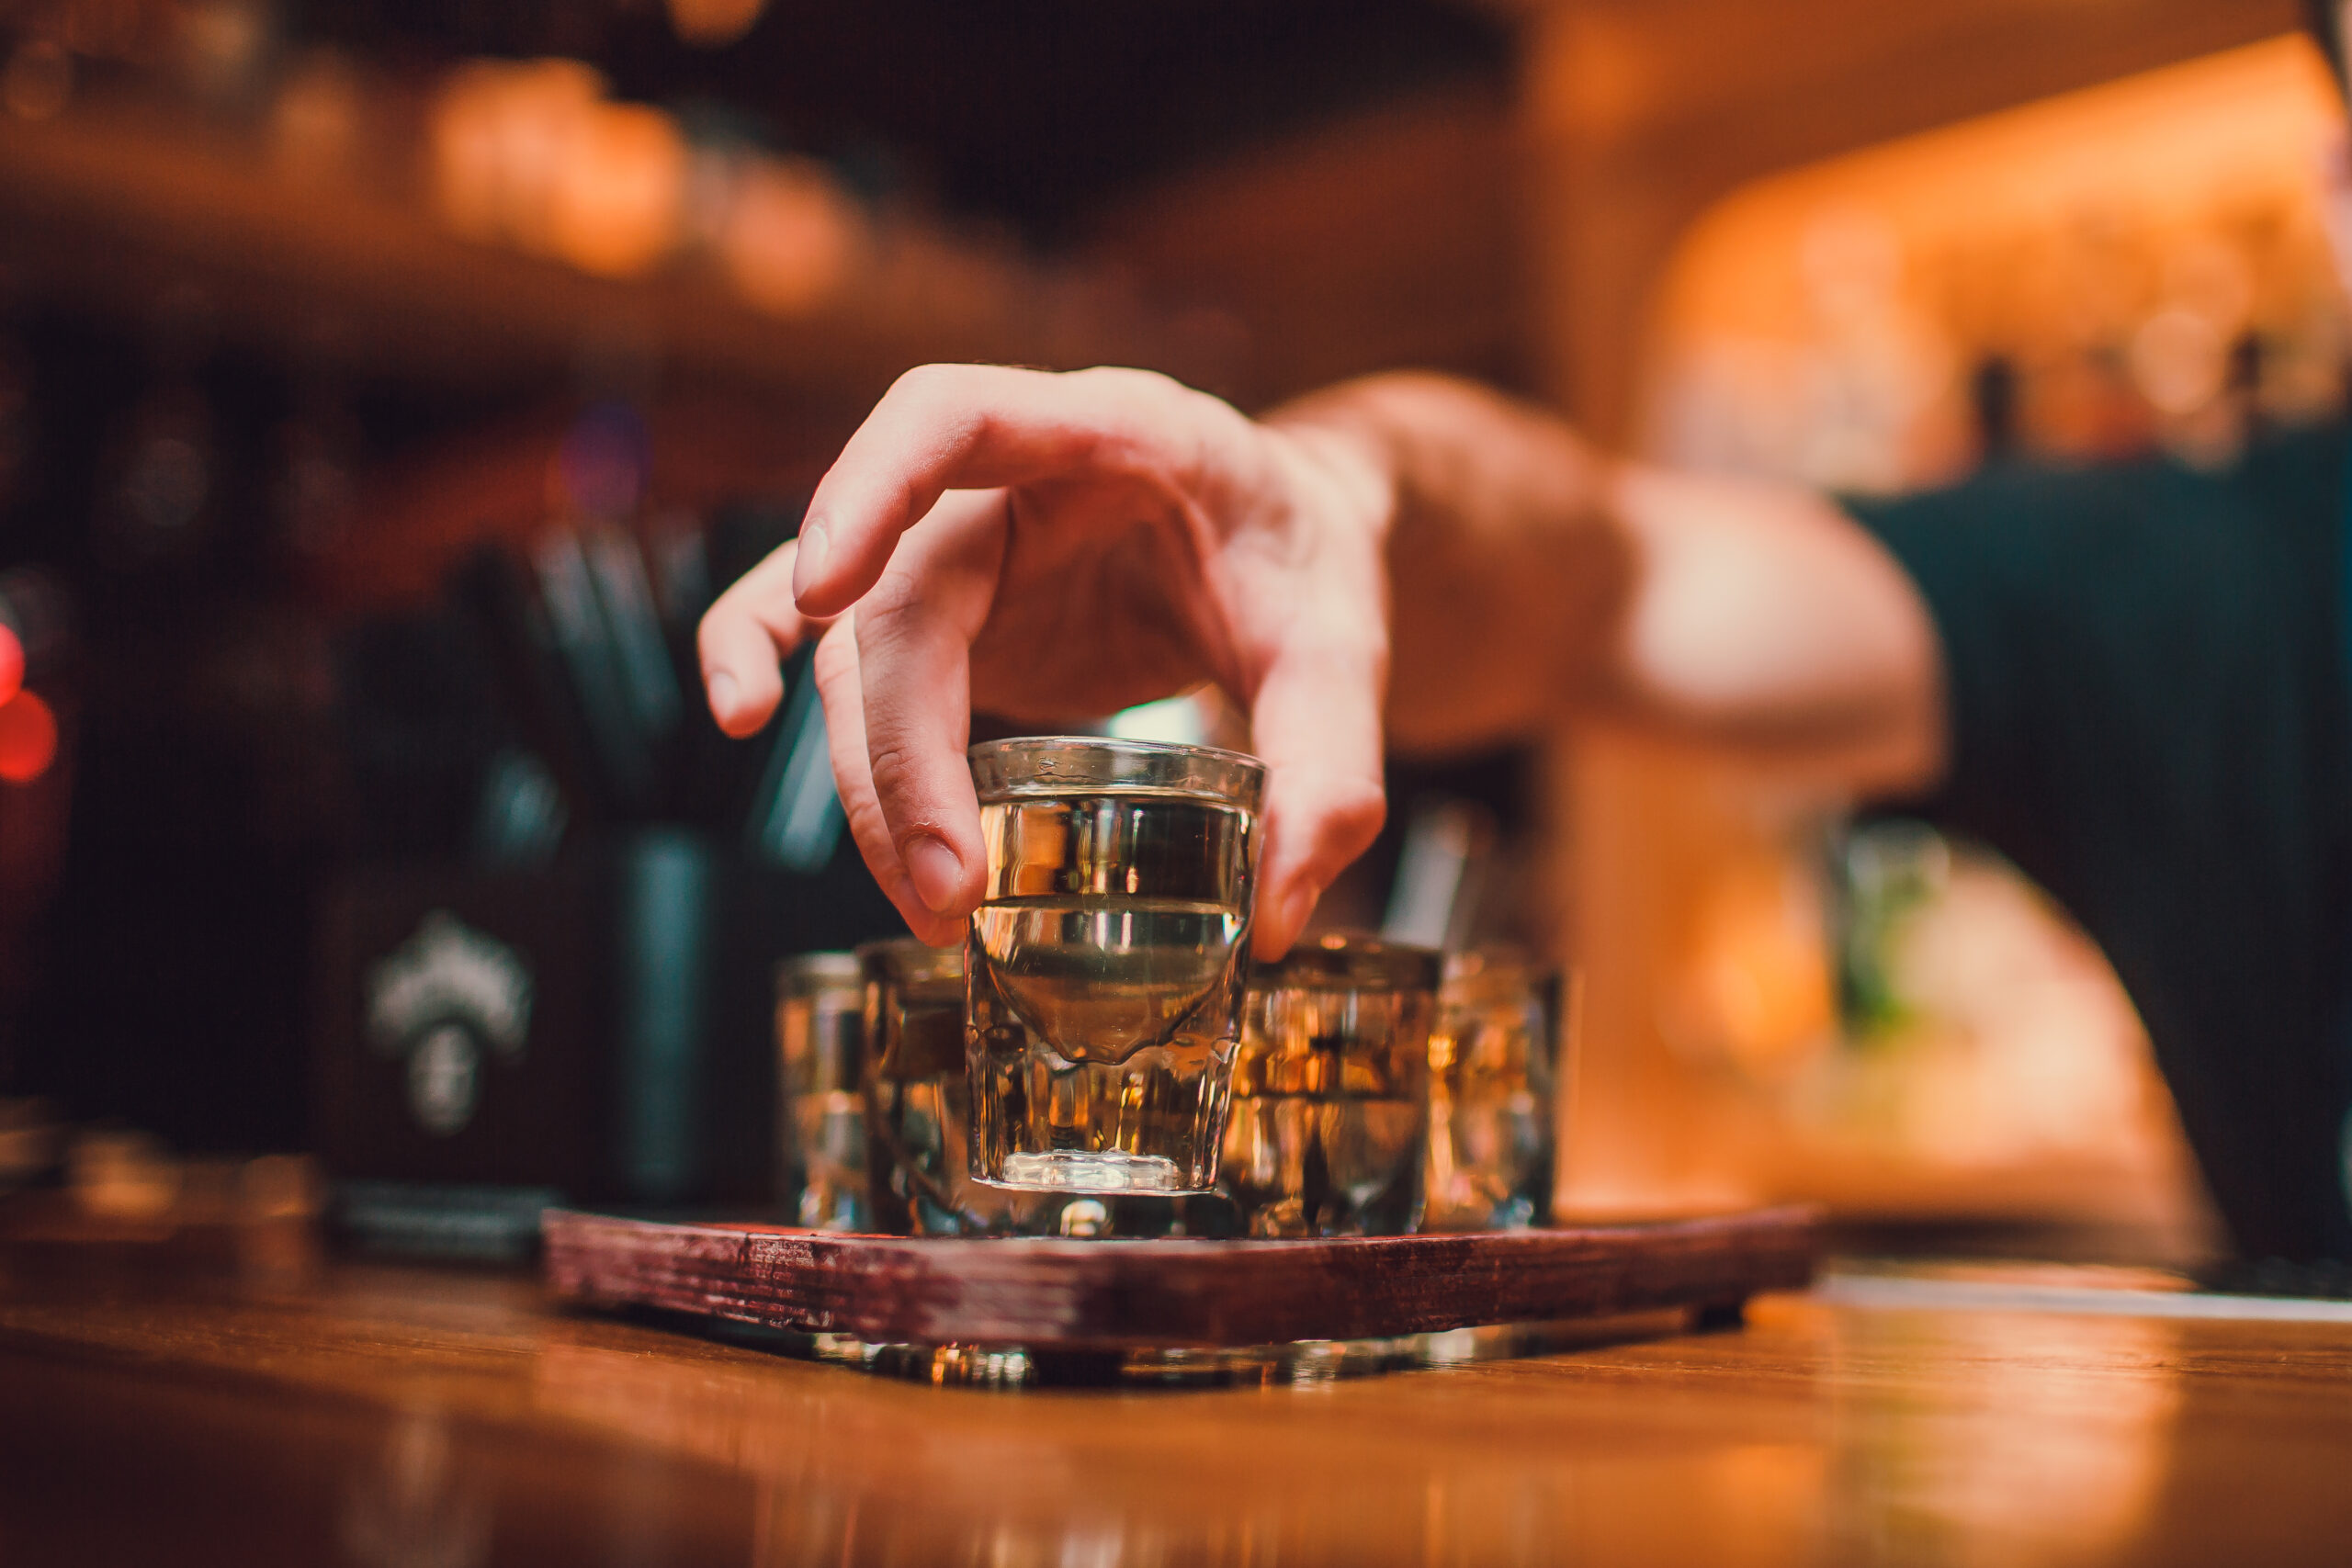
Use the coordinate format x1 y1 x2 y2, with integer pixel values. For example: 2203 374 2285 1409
426 58 605 253
667 0 766 48
718 156 861 317
0 687 57 784
0 621 19 706
547 100 686 278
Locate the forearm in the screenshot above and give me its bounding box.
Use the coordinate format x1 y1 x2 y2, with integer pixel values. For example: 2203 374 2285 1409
1270 372 1946 793
1270 373 1628 751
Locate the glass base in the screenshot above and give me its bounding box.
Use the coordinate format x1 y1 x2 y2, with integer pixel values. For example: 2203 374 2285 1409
982 1149 1204 1195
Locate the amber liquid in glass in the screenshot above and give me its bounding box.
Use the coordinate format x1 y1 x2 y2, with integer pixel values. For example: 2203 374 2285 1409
1219 981 1430 1236
968 791 1256 1193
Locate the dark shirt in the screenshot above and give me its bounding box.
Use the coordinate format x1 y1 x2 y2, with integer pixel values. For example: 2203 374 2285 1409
1844 423 2352 1261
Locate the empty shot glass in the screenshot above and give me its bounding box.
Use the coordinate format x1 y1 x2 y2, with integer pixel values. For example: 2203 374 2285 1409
775 952 865 1231
1421 950 1563 1232
967 737 1266 1195
859 939 1064 1235
1219 934 1441 1237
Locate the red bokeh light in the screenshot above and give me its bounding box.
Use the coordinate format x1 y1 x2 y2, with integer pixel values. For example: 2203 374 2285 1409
0 622 20 707
0 688 58 784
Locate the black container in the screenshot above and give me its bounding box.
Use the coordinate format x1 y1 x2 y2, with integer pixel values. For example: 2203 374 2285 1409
312 829 898 1256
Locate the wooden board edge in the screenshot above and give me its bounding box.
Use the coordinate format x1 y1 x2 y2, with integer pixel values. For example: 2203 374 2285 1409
541 1206 1822 1350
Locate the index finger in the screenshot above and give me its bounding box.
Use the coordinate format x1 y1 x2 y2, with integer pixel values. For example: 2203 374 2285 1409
790 364 1227 618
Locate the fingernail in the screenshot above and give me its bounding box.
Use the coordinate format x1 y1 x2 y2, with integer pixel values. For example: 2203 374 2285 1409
792 519 831 602
707 670 739 722
904 835 965 916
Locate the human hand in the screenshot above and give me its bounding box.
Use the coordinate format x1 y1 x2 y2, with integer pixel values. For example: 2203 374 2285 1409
696 364 1394 954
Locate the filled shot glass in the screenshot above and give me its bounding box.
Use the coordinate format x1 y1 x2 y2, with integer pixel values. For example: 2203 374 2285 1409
775 951 866 1231
859 938 1062 1235
1220 934 1440 1237
1421 950 1562 1232
967 737 1266 1194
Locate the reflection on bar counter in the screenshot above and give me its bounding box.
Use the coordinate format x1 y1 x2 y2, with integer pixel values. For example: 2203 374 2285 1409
775 952 865 1231
776 1317 1639 1390
965 738 1266 1196
1423 951 1562 1233
1220 934 1440 1238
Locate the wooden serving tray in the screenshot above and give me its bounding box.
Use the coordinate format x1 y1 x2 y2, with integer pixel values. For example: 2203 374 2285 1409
543 1206 1819 1351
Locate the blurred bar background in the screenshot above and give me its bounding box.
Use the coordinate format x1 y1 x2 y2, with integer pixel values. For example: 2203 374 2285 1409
0 0 2322 1257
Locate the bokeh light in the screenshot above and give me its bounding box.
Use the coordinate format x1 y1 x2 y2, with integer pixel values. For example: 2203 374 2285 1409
0 621 20 706
718 156 861 317
668 0 767 49
0 686 58 784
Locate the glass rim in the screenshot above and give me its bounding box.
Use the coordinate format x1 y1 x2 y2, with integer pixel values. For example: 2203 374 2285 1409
1441 946 1545 987
776 950 862 993
855 936 966 984
1253 931 1442 993
968 734 1266 807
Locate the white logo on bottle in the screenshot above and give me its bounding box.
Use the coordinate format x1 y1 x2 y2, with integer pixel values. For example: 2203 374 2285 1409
365 911 533 1138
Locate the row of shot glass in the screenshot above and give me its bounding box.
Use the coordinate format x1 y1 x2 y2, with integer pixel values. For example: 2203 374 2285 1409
776 933 1561 1240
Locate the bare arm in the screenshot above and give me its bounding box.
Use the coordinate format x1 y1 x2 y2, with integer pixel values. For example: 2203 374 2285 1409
1276 372 1947 794
697 365 1946 953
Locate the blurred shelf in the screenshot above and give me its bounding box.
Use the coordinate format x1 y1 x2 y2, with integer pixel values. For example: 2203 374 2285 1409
0 96 1171 412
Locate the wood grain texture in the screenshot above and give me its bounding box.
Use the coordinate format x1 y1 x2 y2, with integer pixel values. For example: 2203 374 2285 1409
541 1206 1819 1348
12 1254 2352 1563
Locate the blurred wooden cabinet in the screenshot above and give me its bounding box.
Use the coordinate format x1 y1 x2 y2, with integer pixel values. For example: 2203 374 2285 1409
1511 0 2301 442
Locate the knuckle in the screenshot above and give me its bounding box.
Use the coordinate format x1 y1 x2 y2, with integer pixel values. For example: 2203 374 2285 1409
1082 366 1215 434
863 738 933 820
887 362 961 404
1078 364 1172 398
877 366 984 454
883 365 990 441
854 569 930 637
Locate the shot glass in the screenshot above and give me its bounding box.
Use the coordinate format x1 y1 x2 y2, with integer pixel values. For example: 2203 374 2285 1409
1421 950 1563 1232
967 737 1266 1195
775 952 865 1231
1219 934 1440 1237
859 939 1064 1235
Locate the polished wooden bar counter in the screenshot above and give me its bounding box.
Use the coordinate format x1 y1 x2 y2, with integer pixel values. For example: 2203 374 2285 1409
3 1250 2350 1566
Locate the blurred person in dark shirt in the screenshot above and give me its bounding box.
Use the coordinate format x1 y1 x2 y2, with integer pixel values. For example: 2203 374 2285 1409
699 12 2352 1264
